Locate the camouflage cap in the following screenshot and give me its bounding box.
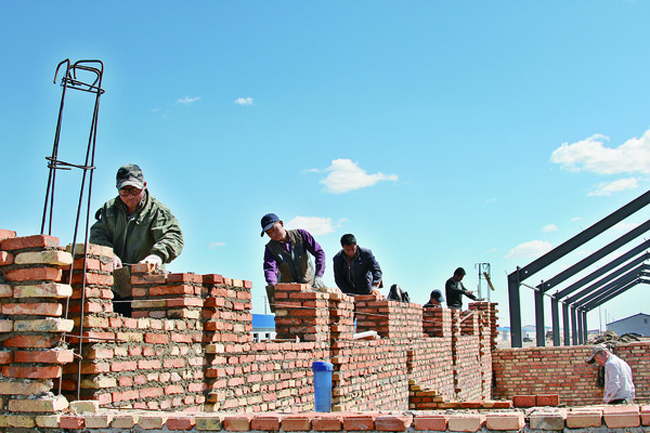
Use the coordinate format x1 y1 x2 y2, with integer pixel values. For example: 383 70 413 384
116 164 145 190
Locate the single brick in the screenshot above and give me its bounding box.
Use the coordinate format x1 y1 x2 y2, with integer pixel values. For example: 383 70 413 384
14 349 74 364
447 414 485 432
2 234 59 250
4 267 62 282
566 408 602 428
512 395 536 408
485 412 525 431
604 405 640 429
375 415 412 431
13 283 72 298
14 250 72 266
3 302 63 316
223 415 253 431
537 394 560 406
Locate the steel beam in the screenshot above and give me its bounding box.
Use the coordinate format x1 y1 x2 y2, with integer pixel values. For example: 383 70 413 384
565 262 646 305
507 190 650 348
562 301 570 346
553 244 650 300
551 296 560 346
535 289 546 347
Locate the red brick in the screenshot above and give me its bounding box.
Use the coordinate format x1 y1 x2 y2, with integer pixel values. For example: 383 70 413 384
513 395 536 408
145 333 169 344
313 415 343 431
4 267 62 282
203 273 224 284
223 415 253 431
0 229 16 241
0 351 13 364
167 416 196 431
168 273 203 283
60 416 85 429
375 415 412 431
342 414 376 431
14 349 74 364
3 335 59 348
2 302 63 316
281 414 315 431
1 234 59 250
0 251 13 265
251 415 281 431
2 365 62 379
537 394 560 406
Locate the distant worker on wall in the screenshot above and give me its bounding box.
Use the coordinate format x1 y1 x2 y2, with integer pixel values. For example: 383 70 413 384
90 163 184 268
261 213 327 312
332 233 382 297
423 289 445 308
586 344 635 404
445 267 479 310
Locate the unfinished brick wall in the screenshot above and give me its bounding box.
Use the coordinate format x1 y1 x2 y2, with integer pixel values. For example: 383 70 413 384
493 342 650 406
0 229 499 418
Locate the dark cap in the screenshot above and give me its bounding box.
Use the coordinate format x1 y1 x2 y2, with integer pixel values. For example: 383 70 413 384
260 213 280 236
116 164 145 190
586 344 607 364
430 289 444 303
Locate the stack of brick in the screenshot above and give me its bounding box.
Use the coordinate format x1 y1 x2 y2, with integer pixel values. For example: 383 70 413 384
355 296 423 339
423 307 451 338
132 267 206 320
274 283 332 344
60 243 115 401
0 232 74 421
470 301 499 350
332 339 410 412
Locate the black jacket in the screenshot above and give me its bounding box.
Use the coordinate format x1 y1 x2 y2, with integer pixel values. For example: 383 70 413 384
445 277 477 309
333 247 382 295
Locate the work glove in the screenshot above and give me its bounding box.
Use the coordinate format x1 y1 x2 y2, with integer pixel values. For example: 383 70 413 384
113 254 123 269
140 254 163 266
312 276 327 289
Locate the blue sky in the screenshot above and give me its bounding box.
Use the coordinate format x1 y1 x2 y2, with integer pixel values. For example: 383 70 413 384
2 1 650 333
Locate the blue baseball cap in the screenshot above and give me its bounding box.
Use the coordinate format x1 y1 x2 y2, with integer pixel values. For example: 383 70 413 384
260 213 280 236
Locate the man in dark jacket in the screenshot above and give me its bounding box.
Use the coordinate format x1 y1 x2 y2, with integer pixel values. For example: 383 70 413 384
90 164 184 268
333 234 382 296
445 267 478 310
90 164 183 316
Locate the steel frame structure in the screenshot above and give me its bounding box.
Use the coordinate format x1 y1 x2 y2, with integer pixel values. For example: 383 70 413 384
40 59 105 399
507 189 650 347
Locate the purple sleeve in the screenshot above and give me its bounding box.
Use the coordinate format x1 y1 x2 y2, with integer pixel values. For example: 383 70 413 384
298 229 326 277
263 246 278 285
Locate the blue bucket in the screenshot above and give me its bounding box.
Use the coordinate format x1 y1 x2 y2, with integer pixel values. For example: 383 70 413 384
312 361 333 412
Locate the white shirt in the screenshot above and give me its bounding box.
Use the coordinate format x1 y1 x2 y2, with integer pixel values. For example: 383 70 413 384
603 354 635 403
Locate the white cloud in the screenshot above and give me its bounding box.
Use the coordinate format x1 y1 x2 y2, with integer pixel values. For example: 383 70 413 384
550 129 650 175
542 224 558 233
176 96 200 104
234 97 254 105
318 158 398 194
485 198 498 204
588 177 640 196
285 216 336 236
209 242 226 249
506 240 553 259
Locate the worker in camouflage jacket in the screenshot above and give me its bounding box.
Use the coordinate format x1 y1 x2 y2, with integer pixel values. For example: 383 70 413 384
90 163 184 268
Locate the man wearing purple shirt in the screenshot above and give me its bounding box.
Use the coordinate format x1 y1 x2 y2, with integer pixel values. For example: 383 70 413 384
261 213 327 312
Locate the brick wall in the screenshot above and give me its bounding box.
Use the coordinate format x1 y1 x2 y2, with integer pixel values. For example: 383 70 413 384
493 342 650 406
0 229 500 419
